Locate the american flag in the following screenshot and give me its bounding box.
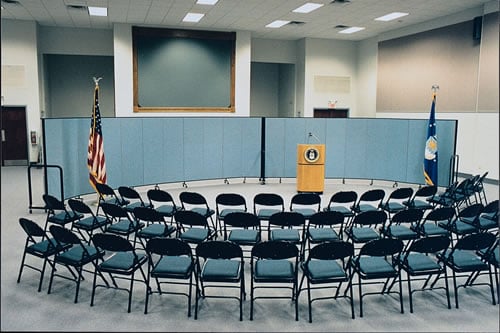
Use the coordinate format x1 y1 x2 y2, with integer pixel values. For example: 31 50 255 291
87 83 107 191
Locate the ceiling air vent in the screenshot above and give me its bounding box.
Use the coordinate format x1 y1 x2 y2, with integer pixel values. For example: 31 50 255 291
66 4 87 10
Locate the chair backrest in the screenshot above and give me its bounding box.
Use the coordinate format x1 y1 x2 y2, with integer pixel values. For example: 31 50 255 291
223 212 260 229
251 240 298 260
413 185 438 199
146 237 192 257
290 193 321 210
95 182 115 196
68 198 93 215
406 235 450 255
359 238 404 257
101 202 130 219
147 188 176 205
253 193 284 210
180 191 209 206
457 202 484 219
132 206 164 224
92 233 135 252
390 208 424 224
196 240 243 260
351 210 387 227
482 199 499 216
328 191 358 205
19 217 45 238
269 211 305 228
308 211 345 227
424 206 456 223
358 189 385 203
216 193 247 208
453 232 496 252
308 240 354 261
42 194 65 211
118 186 142 200
49 225 81 246
386 187 414 201
174 210 209 228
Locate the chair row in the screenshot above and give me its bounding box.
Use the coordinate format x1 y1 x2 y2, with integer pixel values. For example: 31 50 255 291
17 217 499 322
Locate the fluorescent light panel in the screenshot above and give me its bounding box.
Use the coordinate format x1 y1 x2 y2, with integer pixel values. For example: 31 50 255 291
88 6 107 17
293 2 323 13
196 0 218 5
375 12 409 21
266 20 290 28
338 26 365 34
183 12 205 22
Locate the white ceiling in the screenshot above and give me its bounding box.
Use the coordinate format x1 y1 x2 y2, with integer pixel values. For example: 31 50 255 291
0 0 493 41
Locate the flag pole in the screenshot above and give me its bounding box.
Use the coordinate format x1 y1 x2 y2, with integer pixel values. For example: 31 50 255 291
90 77 104 207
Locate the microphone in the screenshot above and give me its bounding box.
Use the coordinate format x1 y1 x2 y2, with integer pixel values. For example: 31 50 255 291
308 132 321 143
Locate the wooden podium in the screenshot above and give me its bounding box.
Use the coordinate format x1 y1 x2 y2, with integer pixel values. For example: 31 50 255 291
297 144 325 193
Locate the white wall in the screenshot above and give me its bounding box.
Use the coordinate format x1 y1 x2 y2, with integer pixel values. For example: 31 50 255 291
1 20 41 163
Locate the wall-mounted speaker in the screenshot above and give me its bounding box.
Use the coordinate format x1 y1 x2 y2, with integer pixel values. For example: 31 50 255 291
473 16 482 41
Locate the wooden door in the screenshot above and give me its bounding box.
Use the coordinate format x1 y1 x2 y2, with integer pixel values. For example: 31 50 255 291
1 106 28 166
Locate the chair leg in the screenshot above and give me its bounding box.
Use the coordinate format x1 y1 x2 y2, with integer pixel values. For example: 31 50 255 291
452 270 459 309
398 273 404 314
358 276 363 317
16 250 28 284
128 273 135 313
74 266 82 303
407 275 414 313
307 278 312 323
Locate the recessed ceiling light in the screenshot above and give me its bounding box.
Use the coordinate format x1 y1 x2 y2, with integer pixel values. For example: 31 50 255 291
183 12 205 23
196 0 218 4
375 12 409 22
338 26 365 34
266 20 291 28
293 2 324 14
88 6 107 17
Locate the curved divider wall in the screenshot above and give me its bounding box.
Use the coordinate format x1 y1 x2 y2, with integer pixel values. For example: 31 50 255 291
43 117 456 199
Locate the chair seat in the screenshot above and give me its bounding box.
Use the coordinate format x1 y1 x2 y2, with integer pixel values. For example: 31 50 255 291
291 208 317 219
254 259 294 282
99 252 147 274
257 209 281 219
324 206 353 217
124 202 146 212
201 259 242 281
305 260 347 282
404 253 442 275
180 228 209 243
445 250 490 272
228 229 259 244
308 228 339 242
137 224 176 238
408 199 434 210
350 228 379 243
107 221 144 234
418 224 449 236
270 229 300 242
382 202 405 213
27 238 67 257
152 256 193 278
191 207 215 218
155 204 177 217
356 256 398 279
48 211 83 225
219 208 246 219
438 221 477 235
56 245 103 266
73 216 108 230
355 204 378 213
386 225 418 240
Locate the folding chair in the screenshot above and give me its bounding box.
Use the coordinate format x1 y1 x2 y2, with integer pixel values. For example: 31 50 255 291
146 188 181 223
118 185 152 213
268 211 306 260
47 225 107 303
179 191 217 236
289 192 321 220
42 194 83 233
441 232 497 308
253 193 285 231
379 187 414 219
403 185 437 211
195 240 245 321
398 235 451 313
350 189 385 216
68 198 109 244
306 211 345 254
17 218 70 292
250 240 300 321
175 210 215 246
216 193 248 237
299 240 355 322
91 233 148 313
222 212 261 258
144 237 196 316
133 206 176 250
323 190 358 224
95 182 129 214
349 238 404 317
100 202 145 247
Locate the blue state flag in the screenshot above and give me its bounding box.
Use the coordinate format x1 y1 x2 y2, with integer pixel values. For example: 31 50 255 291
424 92 438 186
